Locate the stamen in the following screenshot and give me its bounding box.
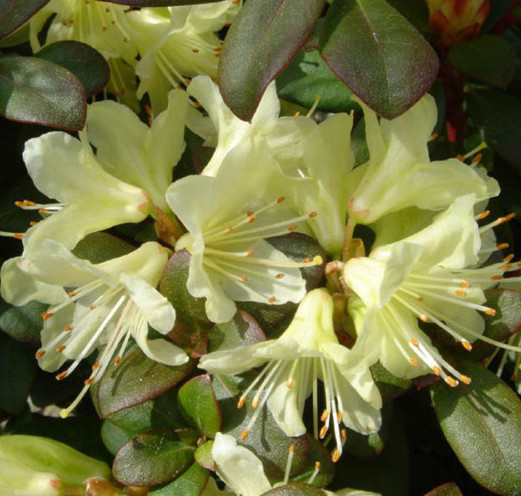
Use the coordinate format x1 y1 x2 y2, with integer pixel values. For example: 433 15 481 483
283 445 295 485
307 462 321 485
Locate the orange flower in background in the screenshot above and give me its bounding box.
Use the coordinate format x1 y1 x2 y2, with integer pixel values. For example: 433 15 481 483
427 0 490 46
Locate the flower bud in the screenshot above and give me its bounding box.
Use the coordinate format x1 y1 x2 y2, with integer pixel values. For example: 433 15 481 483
427 0 490 46
0 435 112 496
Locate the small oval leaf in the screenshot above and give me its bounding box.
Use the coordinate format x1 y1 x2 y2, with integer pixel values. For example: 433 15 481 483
319 0 439 118
113 428 196 486
178 374 221 438
149 461 209 496
218 0 326 121
95 348 195 418
0 0 49 40
0 55 86 130
37 41 110 98
448 35 515 88
431 361 521 495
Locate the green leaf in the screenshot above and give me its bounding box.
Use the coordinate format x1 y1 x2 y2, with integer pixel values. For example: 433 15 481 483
448 35 515 88
72 232 135 264
0 333 36 415
431 361 521 495
467 288 521 360
424 482 463 496
178 375 221 438
319 0 439 118
94 348 195 418
194 440 213 470
149 461 209 496
276 49 357 113
0 55 86 130
218 0 326 121
36 41 110 98
208 310 266 352
113 428 197 487
160 249 211 328
371 361 411 401
0 299 46 346
212 375 334 487
263 483 326 495
0 0 49 40
466 89 521 168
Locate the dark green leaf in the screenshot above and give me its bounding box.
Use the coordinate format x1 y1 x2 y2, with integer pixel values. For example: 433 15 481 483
194 440 213 470
263 483 325 495
212 375 334 487
371 361 411 401
277 49 357 114
95 348 195 418
448 35 514 88
424 482 463 496
209 310 266 352
431 361 521 495
0 299 46 346
0 333 36 414
113 428 197 486
218 0 326 121
178 374 221 438
149 461 209 496
160 249 211 328
467 89 521 168
319 0 439 118
467 288 521 360
37 41 110 98
72 232 135 264
0 0 49 40
0 55 86 130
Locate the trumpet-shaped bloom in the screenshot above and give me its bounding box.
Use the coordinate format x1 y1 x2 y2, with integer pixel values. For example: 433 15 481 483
13 240 186 417
16 90 187 256
127 1 240 112
344 195 517 384
166 138 319 323
0 435 111 496
209 433 381 496
201 289 382 461
29 0 137 63
347 94 499 227
276 112 355 257
186 76 315 176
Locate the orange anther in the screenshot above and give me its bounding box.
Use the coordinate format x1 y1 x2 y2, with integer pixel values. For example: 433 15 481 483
241 430 249 440
410 338 419 347
460 281 471 288
460 375 472 385
35 350 46 359
56 345 66 353
237 397 246 409
225 227 233 233
320 409 328 422
92 361 100 370
64 324 73 332
319 425 328 439
477 210 490 220
446 377 459 388
410 358 419 366
268 296 276 303
461 340 473 351
275 273 285 279
332 449 341 463
288 225 297 231
41 312 54 320
84 377 95 385
484 308 497 316
56 371 68 381
455 289 467 296
277 197 285 203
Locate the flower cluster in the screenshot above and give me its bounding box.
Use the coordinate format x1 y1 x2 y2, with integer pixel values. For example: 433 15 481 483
1 1 520 494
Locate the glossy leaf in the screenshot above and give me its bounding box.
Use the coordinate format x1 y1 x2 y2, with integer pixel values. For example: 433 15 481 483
263 483 325 495
113 428 197 486
0 299 46 346
37 41 110 98
0 55 86 130
448 35 515 88
95 348 195 418
0 0 49 40
319 0 439 118
208 310 265 353
178 374 221 438
467 288 521 360
160 249 211 328
431 361 521 495
277 49 357 113
218 0 326 121
466 89 521 168
194 440 213 470
149 461 209 496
